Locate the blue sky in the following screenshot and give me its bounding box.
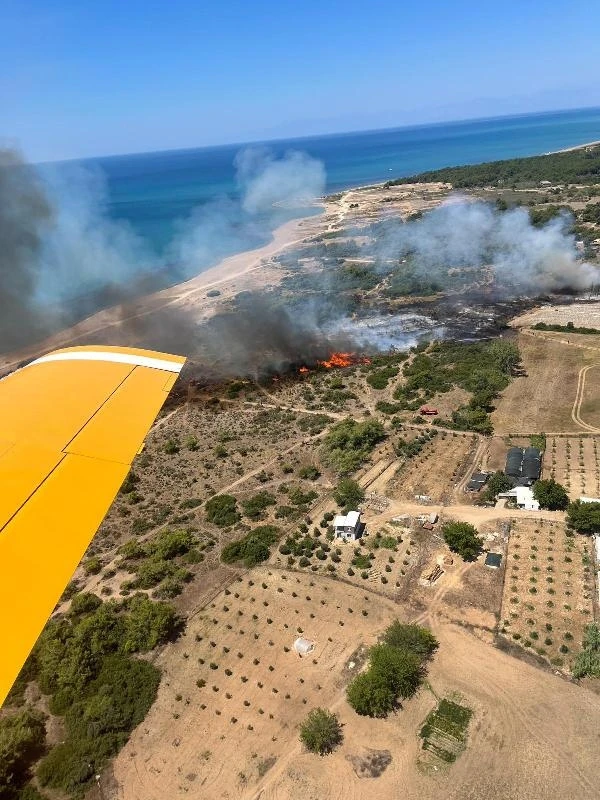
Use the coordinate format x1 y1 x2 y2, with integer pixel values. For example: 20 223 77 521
2 0 599 161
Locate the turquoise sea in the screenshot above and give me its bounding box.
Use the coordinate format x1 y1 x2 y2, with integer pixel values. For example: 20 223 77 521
88 106 600 259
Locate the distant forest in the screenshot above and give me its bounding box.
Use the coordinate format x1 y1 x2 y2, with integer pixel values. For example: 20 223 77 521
385 145 600 189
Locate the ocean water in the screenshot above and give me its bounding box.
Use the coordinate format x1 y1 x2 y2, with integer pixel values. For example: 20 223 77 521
88 106 600 256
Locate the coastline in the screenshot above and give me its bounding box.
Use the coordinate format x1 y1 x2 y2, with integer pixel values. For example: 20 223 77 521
546 139 600 155
0 211 319 372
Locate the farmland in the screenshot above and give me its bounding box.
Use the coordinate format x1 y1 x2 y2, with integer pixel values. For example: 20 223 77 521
546 435 600 499
500 519 595 670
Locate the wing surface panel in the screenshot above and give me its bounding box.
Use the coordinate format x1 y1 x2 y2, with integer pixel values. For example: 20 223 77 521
0 346 185 707
0 454 129 704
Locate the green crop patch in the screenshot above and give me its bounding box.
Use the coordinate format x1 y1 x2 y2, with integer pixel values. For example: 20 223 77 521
419 698 472 764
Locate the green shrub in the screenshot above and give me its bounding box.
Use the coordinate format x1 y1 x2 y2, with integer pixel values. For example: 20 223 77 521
221 526 280 567
205 495 240 527
299 708 343 754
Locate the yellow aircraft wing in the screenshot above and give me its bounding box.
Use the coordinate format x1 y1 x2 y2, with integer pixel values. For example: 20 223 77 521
0 345 185 707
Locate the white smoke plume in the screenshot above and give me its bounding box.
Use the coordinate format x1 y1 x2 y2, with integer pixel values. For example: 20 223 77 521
374 196 598 293
235 148 326 213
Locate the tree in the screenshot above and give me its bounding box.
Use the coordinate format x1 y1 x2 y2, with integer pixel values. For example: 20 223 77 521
333 478 365 509
299 708 343 755
369 644 422 699
205 494 240 527
484 471 513 499
0 708 46 796
442 521 484 561
567 500 600 533
382 621 438 661
346 671 396 717
533 478 569 510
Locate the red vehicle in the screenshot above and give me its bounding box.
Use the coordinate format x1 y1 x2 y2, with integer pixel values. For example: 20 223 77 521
419 406 438 415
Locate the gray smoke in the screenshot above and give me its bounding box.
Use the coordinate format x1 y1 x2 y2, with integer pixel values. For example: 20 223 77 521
0 146 325 356
0 149 54 349
372 196 599 293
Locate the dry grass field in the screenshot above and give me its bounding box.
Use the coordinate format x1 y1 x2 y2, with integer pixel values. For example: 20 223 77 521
578 363 600 429
491 332 593 434
500 519 595 671
387 431 477 503
546 435 600 498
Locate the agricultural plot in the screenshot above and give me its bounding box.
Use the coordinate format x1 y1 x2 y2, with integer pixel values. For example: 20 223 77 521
419 697 472 769
546 435 600 499
491 332 591 434
387 430 476 503
500 519 595 671
113 567 400 798
273 524 422 598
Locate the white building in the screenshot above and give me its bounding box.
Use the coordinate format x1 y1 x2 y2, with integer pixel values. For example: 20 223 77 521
333 510 363 542
499 486 540 511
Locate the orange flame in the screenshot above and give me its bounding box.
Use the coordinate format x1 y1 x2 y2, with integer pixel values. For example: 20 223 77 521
298 366 310 374
318 352 371 369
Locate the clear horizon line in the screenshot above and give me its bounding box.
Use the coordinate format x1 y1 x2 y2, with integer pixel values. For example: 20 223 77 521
37 103 600 167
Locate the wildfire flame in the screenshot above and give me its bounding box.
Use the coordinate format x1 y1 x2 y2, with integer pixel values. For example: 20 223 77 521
318 352 371 369
298 366 310 374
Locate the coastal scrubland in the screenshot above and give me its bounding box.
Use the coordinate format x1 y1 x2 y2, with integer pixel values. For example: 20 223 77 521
5 145 600 800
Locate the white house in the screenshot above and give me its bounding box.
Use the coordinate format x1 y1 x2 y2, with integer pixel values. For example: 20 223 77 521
499 486 540 511
333 510 363 542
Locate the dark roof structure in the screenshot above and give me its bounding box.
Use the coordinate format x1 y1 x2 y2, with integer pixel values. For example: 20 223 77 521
506 447 524 478
466 471 490 492
485 552 503 568
505 446 542 483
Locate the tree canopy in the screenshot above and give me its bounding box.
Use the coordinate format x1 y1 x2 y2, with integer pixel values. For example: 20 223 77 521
346 620 436 718
0 708 46 798
299 708 343 755
572 623 600 679
567 500 600 534
333 478 365 509
322 419 386 474
533 478 569 510
442 521 484 561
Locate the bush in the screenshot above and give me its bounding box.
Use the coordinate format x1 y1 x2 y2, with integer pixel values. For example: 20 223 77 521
298 465 321 480
442 521 484 561
205 495 240 527
322 419 386 474
241 491 277 520
221 526 280 567
299 708 343 755
0 708 46 795
572 623 600 678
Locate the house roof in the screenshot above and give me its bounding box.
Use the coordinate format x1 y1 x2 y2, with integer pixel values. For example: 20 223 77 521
334 510 361 528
